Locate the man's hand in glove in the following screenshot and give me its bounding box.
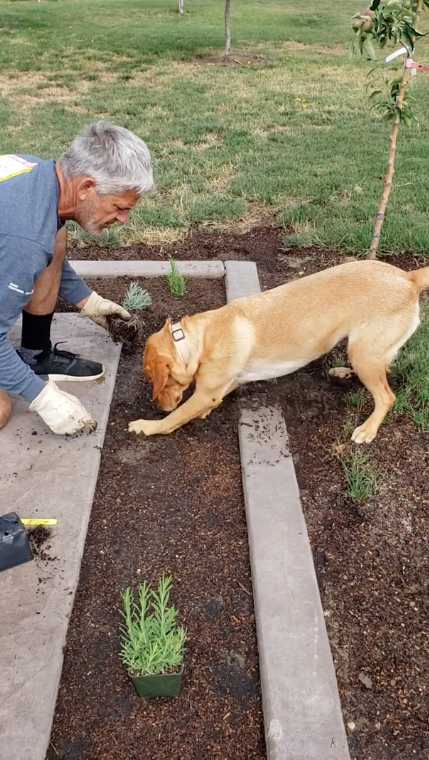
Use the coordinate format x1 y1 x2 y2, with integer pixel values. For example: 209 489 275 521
79 291 131 331
30 381 96 435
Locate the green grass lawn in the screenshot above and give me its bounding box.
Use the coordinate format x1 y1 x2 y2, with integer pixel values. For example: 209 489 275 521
1 0 429 251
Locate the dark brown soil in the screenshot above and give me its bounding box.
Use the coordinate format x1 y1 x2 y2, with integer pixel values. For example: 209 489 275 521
241 362 429 760
67 226 300 283
105 313 145 355
48 279 265 760
68 225 429 291
55 229 429 760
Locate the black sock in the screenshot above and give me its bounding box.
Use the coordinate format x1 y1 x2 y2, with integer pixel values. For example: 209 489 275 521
21 311 53 352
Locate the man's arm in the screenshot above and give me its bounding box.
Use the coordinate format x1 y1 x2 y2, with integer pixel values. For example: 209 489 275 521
0 236 97 433
54 223 91 306
0 331 44 401
59 258 92 306
58 228 130 324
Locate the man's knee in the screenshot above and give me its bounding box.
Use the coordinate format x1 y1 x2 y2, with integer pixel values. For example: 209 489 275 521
0 390 12 430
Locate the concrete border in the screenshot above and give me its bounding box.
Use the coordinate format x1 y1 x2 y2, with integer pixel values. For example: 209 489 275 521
225 261 350 760
70 259 225 278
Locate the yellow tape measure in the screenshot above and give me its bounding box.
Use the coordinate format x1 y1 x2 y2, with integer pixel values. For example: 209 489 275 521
21 518 57 526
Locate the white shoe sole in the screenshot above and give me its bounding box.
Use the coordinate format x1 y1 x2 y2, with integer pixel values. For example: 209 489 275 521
46 367 105 383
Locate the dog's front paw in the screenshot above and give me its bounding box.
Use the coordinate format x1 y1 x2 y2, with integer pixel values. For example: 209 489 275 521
351 422 377 444
128 419 160 436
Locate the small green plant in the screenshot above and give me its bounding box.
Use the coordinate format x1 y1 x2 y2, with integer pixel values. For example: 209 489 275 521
341 448 380 501
343 414 358 437
167 256 186 297
344 388 368 412
122 282 152 312
120 575 186 676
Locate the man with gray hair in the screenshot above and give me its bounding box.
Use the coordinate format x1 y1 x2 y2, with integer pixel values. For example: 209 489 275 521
0 121 153 435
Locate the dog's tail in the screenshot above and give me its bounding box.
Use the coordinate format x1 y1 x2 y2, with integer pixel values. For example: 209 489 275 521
408 266 429 293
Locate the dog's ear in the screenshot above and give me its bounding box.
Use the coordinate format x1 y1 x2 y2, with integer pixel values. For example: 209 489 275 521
150 356 171 400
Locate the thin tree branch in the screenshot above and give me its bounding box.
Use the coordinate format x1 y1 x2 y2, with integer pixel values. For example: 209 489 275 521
368 0 424 259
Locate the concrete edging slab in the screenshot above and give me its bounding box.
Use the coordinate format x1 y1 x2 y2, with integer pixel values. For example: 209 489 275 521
70 259 225 278
225 261 350 760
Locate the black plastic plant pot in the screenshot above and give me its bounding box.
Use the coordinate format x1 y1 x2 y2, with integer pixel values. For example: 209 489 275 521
0 513 33 573
129 663 184 698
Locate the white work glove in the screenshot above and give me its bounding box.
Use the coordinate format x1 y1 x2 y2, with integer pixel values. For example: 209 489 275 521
29 381 96 435
80 291 131 330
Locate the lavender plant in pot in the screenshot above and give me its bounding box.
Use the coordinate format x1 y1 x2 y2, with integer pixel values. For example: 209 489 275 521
119 574 186 698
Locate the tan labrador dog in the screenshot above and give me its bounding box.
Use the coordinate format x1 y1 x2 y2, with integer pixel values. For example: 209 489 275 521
128 260 429 443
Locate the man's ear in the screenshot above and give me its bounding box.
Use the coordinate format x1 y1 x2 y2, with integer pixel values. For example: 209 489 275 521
151 357 171 400
77 176 96 201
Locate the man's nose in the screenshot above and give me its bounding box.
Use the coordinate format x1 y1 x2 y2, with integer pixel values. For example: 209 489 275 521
116 209 129 224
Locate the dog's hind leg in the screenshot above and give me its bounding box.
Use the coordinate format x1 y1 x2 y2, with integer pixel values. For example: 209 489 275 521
347 304 420 443
348 347 395 444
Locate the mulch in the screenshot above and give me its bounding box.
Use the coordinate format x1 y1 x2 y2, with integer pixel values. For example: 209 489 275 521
49 228 429 760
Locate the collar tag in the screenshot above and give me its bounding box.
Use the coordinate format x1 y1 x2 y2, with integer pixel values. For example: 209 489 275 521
170 321 190 365
171 326 185 342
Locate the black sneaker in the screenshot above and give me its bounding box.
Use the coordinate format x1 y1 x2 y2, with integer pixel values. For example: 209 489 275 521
31 343 105 383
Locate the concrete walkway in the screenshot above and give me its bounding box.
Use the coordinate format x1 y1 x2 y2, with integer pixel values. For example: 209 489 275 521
0 315 121 760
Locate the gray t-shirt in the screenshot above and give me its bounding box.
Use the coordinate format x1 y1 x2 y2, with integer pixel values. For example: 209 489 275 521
0 154 91 402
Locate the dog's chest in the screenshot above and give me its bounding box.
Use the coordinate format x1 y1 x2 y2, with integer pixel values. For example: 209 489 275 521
236 359 305 385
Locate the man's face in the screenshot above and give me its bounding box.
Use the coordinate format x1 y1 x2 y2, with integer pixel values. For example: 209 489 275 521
75 184 139 236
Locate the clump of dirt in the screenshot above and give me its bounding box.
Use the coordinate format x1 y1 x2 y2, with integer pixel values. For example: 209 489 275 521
27 526 56 562
105 313 145 355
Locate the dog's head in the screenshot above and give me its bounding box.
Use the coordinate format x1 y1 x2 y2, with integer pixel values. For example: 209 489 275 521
143 320 192 411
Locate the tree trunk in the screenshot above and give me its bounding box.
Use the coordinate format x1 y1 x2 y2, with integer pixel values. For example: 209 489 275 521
368 0 423 259
367 71 410 259
224 0 231 59
178 0 184 14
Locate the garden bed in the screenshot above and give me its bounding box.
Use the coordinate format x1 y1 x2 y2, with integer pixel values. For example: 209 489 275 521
241 347 429 760
47 278 265 760
65 228 429 760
